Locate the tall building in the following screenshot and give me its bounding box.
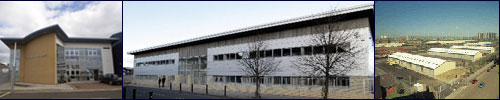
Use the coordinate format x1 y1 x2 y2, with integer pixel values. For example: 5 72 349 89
406 34 409 41
0 25 118 85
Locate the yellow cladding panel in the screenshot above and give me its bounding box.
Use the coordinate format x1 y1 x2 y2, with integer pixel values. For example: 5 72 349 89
11 33 57 85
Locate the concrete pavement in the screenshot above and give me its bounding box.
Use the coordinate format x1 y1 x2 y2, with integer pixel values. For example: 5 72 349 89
446 65 499 99
0 90 122 99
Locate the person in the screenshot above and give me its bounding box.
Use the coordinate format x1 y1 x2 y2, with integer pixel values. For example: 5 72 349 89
157 74 162 88
161 75 166 87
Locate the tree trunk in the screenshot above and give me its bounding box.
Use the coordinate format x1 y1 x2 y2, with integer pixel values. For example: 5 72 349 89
255 76 262 99
324 75 329 99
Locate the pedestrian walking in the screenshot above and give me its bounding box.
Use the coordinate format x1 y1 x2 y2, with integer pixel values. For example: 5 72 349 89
158 74 162 88
161 75 166 87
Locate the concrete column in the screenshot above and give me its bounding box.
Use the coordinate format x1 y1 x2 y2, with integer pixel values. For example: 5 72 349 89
187 75 193 84
165 75 172 84
175 75 183 83
206 75 213 85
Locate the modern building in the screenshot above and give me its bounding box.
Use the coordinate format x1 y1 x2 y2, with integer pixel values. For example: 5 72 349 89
0 25 119 85
388 52 456 76
428 48 482 62
110 32 123 77
478 32 498 40
129 4 374 92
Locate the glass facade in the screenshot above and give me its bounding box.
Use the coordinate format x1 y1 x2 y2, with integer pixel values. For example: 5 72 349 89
61 48 103 81
178 56 207 84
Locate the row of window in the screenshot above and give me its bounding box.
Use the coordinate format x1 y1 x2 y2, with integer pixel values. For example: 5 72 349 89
65 48 101 56
213 76 350 87
213 45 347 61
136 59 176 67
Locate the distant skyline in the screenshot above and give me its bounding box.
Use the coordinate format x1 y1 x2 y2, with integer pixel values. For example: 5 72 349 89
375 1 499 39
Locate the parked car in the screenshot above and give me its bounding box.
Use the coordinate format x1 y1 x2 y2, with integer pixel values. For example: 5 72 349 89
478 82 485 88
471 78 478 84
100 74 122 85
487 68 491 72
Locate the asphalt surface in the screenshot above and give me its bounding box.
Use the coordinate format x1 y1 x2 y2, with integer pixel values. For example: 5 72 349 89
449 65 499 99
123 85 230 99
0 90 122 99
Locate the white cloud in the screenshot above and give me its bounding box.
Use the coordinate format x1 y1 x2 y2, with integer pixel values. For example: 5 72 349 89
0 1 122 64
45 1 74 9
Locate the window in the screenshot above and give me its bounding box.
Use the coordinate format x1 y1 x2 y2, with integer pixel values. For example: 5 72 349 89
218 55 223 61
313 46 324 54
273 76 281 84
250 51 256 59
265 50 272 57
283 48 290 56
259 51 265 58
273 49 282 57
292 47 301 56
171 60 175 64
213 55 219 61
304 46 312 55
229 53 236 60
236 53 242 59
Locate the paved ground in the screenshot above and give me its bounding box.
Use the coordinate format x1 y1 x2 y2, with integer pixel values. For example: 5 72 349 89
69 81 122 90
124 85 230 99
447 65 499 99
0 90 122 99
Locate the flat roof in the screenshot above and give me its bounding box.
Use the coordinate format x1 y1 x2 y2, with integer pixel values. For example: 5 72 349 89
428 48 479 56
388 52 446 69
0 24 119 47
129 3 374 55
450 46 494 51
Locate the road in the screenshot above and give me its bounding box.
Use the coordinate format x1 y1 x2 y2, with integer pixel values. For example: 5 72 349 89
123 85 230 99
448 65 499 99
0 90 122 99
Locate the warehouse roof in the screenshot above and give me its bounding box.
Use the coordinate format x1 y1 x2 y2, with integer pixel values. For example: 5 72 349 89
428 48 479 56
129 3 374 55
450 46 494 51
388 52 446 69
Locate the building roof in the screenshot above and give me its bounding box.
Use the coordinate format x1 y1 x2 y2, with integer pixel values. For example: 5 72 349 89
428 48 479 56
388 52 446 69
0 24 119 46
450 46 494 51
128 3 374 55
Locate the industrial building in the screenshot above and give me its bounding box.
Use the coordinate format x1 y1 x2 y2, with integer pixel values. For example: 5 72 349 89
451 46 495 54
388 52 456 76
375 43 404 48
425 40 475 45
464 42 493 47
0 25 119 85
129 4 374 92
428 48 482 62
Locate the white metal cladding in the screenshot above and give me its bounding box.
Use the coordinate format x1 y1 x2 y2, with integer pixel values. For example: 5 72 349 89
428 48 478 56
128 3 373 54
134 53 179 76
388 52 445 69
451 46 494 51
206 27 373 76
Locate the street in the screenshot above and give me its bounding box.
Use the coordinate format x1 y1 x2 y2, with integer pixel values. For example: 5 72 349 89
123 85 230 99
448 65 499 99
0 90 122 99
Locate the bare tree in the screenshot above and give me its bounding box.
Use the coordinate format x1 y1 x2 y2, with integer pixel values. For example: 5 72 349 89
293 16 368 99
238 40 281 99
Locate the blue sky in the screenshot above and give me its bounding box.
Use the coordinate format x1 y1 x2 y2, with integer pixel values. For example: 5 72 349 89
375 1 499 38
123 1 373 67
